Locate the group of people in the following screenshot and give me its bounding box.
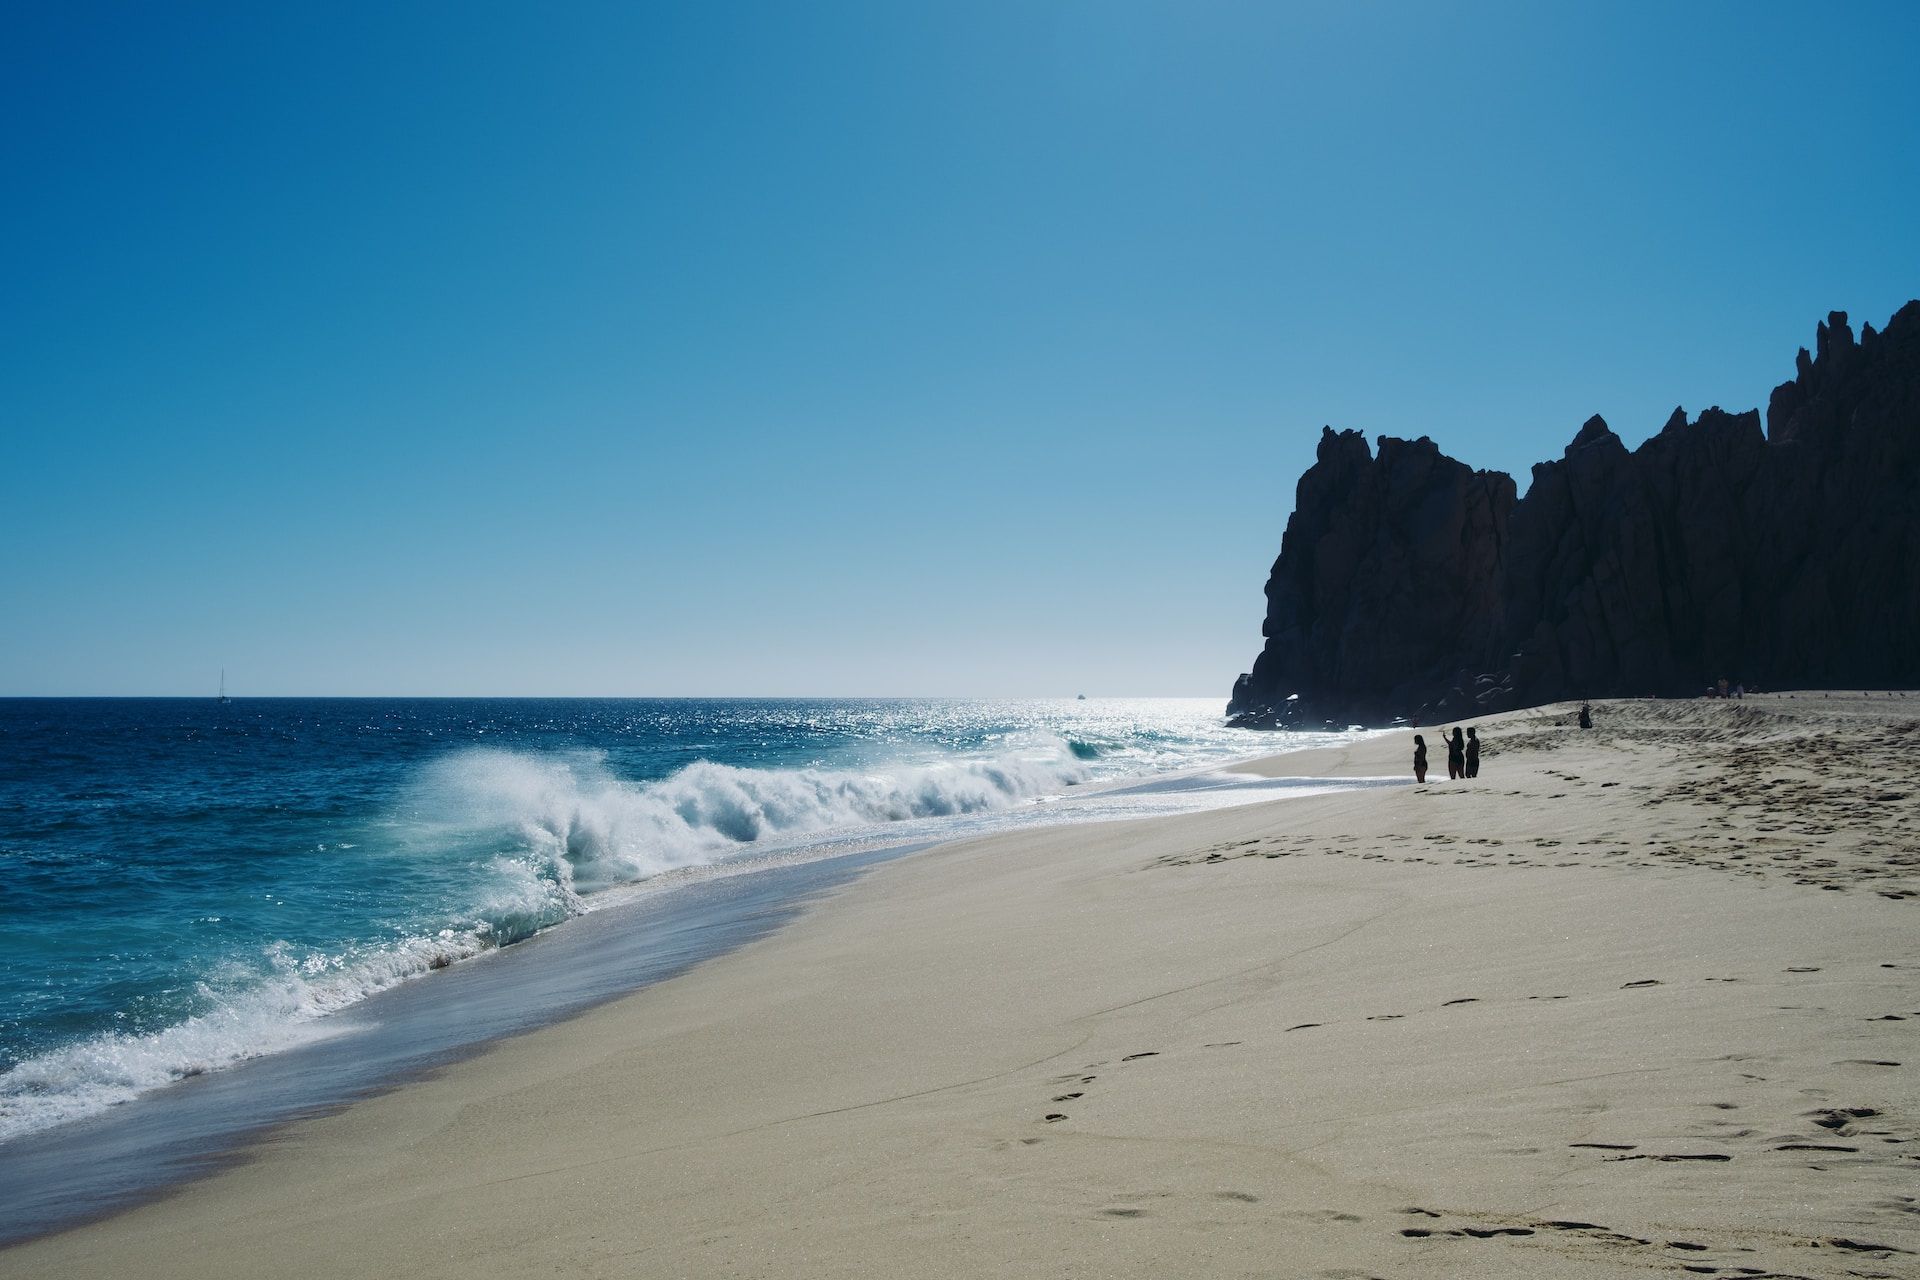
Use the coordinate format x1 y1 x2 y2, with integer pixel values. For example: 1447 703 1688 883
1412 725 1478 783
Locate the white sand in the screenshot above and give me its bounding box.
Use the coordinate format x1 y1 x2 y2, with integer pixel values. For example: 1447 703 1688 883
6 695 1917 1278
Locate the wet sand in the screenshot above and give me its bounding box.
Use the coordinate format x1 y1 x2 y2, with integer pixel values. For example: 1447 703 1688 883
6 695 1916 1278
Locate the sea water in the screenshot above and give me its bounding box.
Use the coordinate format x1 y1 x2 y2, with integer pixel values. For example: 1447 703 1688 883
0 697 1367 1236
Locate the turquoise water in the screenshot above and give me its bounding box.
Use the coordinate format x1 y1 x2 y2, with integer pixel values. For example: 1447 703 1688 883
0 697 1320 1145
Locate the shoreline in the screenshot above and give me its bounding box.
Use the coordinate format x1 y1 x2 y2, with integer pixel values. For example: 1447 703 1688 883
0 839 924 1246
0 733 1378 1244
6 695 1917 1276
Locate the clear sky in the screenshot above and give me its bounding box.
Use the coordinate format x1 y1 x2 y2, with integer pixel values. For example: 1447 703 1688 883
4 2 1916 697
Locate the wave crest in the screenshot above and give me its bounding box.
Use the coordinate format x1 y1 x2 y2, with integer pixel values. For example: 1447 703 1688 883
407 743 1090 897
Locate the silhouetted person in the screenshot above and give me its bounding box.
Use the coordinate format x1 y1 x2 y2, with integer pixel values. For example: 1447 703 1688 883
1446 727 1465 780
1413 734 1428 784
1465 727 1480 778
1578 702 1593 730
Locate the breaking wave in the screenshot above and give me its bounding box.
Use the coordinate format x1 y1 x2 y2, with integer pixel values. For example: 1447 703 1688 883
402 742 1092 898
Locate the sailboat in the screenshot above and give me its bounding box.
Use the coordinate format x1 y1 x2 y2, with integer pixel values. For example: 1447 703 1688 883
218 668 230 705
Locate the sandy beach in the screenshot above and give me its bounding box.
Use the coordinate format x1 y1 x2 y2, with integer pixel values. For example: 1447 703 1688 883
7 695 1917 1278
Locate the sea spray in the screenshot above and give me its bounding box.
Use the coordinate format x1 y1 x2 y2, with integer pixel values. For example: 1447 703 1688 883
399 741 1092 895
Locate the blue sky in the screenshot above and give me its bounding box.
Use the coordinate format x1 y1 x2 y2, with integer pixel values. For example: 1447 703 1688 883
4 1 1916 696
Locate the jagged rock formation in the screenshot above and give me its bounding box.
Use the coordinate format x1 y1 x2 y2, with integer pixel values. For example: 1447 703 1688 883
1228 303 1920 726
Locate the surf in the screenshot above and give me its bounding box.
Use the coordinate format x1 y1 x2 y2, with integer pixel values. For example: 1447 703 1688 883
0 736 1096 1140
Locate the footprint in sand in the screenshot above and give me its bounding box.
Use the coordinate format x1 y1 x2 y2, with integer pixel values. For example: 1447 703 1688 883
1043 1113 1068 1123
1122 1051 1159 1061
1622 979 1663 988
1822 1237 1910 1254
1540 1221 1652 1245
1052 1092 1083 1102
1286 1022 1323 1031
1441 997 1479 1006
1811 1107 1879 1129
1778 1142 1859 1152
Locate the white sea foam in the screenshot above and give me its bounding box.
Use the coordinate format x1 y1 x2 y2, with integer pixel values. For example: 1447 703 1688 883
401 742 1093 896
0 926 501 1141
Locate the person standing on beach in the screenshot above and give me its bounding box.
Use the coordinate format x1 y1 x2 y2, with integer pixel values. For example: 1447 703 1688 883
1446 727 1465 780
1413 734 1428 783
1464 727 1480 778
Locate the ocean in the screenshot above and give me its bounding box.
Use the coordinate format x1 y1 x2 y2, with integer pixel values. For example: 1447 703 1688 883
0 696 1370 1239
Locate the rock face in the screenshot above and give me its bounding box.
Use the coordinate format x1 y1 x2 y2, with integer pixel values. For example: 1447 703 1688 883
1228 303 1920 726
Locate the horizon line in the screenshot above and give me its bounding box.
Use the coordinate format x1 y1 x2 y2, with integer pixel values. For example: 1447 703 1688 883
0 692 1230 701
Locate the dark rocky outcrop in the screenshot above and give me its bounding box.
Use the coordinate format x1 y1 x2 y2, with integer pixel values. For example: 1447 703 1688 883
1228 303 1920 726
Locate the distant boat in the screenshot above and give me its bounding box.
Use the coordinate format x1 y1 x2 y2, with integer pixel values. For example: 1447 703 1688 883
1076 693 1087 700
218 668 230 705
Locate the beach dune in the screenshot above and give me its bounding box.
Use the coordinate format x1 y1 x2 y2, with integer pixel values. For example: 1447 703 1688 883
7 696 1917 1278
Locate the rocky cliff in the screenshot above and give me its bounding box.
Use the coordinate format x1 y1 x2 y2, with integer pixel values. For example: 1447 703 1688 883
1228 302 1920 726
